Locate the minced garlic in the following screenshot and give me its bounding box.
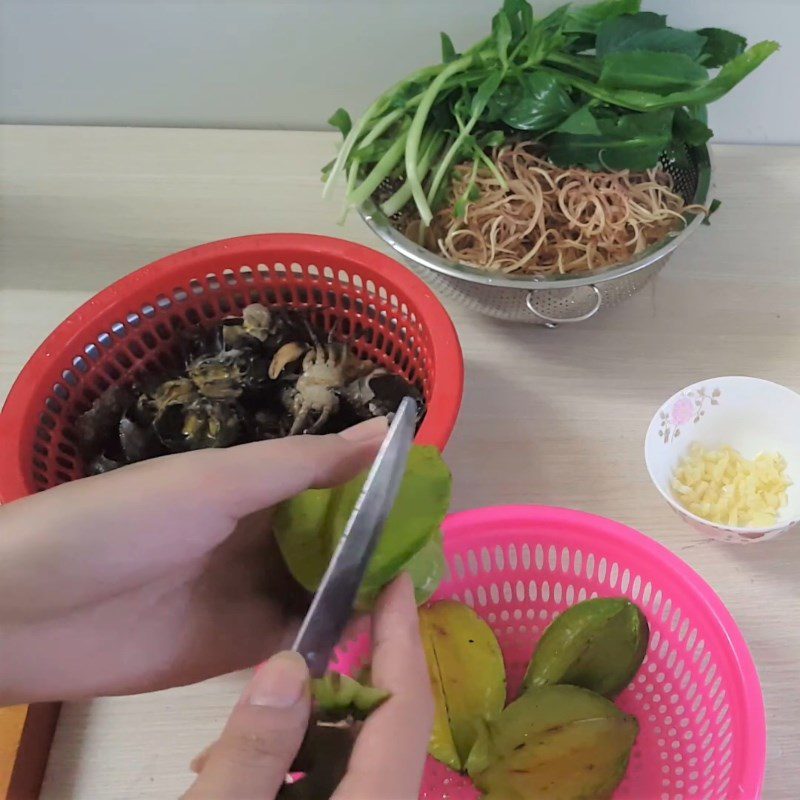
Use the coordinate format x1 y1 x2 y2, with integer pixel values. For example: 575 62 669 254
672 443 791 528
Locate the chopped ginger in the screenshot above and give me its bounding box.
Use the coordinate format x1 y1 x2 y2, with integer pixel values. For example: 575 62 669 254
672 443 791 528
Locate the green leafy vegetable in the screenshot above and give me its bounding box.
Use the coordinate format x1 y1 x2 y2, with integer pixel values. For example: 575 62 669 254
327 108 352 138
698 27 748 68
503 0 533 40
274 446 451 608
702 197 722 225
549 108 674 170
554 104 603 135
602 40 780 111
441 32 458 63
492 10 514 69
500 73 576 132
599 52 709 94
595 11 665 57
596 13 706 60
563 0 641 35
674 107 713 146
323 0 778 222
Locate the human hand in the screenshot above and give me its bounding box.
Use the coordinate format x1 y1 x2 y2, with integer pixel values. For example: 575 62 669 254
184 573 433 800
0 418 386 703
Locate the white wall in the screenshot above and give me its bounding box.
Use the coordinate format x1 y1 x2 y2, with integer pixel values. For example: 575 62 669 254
1 0 796 144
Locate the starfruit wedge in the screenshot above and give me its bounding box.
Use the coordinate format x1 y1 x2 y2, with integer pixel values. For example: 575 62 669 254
312 671 390 721
522 598 649 699
420 601 506 770
278 672 390 798
273 445 451 608
466 684 638 800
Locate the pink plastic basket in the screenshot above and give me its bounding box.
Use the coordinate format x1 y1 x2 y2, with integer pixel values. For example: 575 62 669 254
334 506 765 800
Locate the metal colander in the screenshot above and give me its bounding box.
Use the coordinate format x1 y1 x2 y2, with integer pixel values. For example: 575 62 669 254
361 145 712 326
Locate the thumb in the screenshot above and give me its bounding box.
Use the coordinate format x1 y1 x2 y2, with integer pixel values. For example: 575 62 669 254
184 651 310 799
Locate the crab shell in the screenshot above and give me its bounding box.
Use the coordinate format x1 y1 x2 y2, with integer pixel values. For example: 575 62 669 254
281 343 370 435
343 368 423 421
181 397 243 450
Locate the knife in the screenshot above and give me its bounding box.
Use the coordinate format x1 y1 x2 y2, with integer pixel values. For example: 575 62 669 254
291 396 417 678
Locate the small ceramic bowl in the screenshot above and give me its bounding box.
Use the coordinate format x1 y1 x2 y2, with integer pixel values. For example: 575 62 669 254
645 376 800 544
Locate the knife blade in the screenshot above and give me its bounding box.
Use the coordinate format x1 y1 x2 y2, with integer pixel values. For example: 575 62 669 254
291 396 417 677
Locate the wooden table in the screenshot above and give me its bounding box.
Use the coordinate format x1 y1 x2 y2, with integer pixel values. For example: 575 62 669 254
1 125 799 799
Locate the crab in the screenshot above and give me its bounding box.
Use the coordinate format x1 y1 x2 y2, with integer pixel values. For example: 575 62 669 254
279 342 369 435
344 368 423 421
220 302 274 349
74 304 426 471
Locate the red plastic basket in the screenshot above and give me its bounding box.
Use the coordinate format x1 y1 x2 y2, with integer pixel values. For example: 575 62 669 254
0 234 463 502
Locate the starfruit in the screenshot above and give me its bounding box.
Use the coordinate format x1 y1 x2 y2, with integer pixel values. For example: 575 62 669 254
278 671 389 799
397 528 446 604
466 684 638 800
420 601 507 771
274 445 451 608
522 598 649 699
312 671 390 721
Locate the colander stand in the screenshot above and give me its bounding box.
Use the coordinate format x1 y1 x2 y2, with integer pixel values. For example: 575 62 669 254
393 252 669 325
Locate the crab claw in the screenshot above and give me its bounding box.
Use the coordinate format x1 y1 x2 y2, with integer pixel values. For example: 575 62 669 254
287 403 325 436
269 342 307 380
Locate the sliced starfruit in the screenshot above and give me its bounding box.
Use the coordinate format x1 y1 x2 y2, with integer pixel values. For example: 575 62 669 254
274 445 451 608
312 671 390 721
420 601 507 770
522 597 649 699
466 684 638 800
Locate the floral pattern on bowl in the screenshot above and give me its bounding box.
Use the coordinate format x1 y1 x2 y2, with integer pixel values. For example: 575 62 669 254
645 376 800 545
657 386 722 444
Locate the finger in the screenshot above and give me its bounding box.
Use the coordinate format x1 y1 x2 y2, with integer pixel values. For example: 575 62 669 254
209 416 388 520
333 574 433 800
0 418 387 614
183 651 310 800
189 741 215 774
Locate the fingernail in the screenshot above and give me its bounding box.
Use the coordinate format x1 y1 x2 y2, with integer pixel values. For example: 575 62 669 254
246 651 308 708
339 417 388 443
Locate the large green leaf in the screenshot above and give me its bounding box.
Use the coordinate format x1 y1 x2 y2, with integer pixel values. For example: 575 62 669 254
563 0 641 35
547 108 674 170
274 445 451 607
526 6 570 64
553 104 603 135
492 10 514 68
596 13 706 60
673 107 713 147
603 40 780 111
600 51 709 94
595 11 665 58
327 108 352 138
698 27 747 68
501 73 576 132
440 32 458 64
501 0 530 40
